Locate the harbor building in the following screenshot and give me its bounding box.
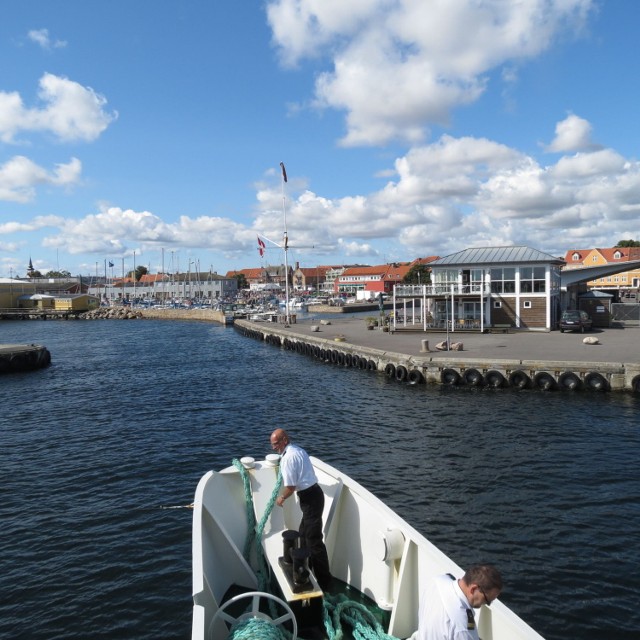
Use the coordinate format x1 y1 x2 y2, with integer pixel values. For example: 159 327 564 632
394 246 564 331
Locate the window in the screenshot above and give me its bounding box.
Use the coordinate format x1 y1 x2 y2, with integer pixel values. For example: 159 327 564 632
614 251 622 259
520 266 546 293
523 300 532 309
490 268 516 294
493 300 502 309
572 253 580 261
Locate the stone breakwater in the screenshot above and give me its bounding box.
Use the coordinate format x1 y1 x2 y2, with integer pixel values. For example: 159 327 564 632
80 307 144 320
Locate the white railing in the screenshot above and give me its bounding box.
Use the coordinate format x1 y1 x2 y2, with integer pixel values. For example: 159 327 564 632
394 283 490 296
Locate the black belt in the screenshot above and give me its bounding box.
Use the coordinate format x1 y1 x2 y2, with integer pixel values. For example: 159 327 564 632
297 483 318 496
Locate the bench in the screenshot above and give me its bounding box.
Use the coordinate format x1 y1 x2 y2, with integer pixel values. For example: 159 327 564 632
487 324 511 333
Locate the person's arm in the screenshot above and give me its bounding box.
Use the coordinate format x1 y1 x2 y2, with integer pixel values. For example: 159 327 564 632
277 485 295 507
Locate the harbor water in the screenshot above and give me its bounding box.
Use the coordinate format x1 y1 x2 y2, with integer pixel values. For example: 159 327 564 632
1 319 638 640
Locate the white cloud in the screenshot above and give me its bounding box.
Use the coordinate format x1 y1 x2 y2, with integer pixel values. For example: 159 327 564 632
27 28 67 50
267 0 595 146
546 113 598 152
41 207 261 257
0 73 117 143
16 116 640 266
0 156 82 203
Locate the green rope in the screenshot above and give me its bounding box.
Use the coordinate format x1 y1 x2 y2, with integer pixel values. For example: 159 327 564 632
230 459 287 639
322 594 400 640
231 457 282 592
228 617 287 640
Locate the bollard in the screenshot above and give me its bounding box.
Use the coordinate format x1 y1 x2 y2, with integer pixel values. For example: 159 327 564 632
420 339 429 352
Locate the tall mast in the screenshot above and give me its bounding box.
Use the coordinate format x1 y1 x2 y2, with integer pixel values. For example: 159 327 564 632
280 161 290 325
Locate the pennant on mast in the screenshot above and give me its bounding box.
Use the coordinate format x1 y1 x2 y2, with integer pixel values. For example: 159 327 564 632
280 162 288 183
257 236 266 257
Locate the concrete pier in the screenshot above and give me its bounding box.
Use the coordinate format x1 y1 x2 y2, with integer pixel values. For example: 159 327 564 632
234 317 640 393
0 344 52 374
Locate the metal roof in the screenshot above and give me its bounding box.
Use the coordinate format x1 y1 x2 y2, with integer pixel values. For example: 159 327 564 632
430 246 564 267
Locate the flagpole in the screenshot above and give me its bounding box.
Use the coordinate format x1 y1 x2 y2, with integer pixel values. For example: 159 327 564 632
280 161 290 325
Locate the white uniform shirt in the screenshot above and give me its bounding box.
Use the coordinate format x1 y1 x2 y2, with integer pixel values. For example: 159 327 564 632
280 442 317 491
415 574 480 640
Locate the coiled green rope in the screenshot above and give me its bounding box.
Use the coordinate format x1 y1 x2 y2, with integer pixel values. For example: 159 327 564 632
227 617 289 640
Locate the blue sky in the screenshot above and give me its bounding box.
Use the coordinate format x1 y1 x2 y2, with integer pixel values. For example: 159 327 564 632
1 0 639 279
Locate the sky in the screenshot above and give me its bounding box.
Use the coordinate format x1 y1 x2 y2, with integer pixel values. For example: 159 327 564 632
1 0 640 279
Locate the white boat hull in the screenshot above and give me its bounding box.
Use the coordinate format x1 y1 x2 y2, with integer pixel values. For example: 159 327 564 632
192 456 544 640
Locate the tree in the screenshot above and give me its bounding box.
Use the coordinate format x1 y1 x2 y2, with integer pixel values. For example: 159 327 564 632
403 264 432 285
44 270 72 278
234 273 248 290
127 266 148 281
615 239 640 247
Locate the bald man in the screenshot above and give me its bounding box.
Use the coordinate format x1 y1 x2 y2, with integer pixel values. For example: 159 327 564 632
270 428 332 590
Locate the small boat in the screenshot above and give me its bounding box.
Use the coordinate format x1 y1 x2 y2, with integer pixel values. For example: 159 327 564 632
280 297 309 311
191 455 544 640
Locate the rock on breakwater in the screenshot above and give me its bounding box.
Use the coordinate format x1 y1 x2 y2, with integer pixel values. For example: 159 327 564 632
80 307 144 320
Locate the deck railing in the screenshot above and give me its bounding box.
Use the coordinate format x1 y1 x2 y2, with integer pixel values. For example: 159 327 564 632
394 283 491 296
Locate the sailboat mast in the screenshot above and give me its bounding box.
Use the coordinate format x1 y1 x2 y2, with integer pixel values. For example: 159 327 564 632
280 162 290 325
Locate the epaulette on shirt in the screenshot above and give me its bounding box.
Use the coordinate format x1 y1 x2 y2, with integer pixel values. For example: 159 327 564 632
466 608 476 631
446 574 476 632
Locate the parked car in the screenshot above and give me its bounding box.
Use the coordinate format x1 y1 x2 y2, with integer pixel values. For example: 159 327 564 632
560 310 593 333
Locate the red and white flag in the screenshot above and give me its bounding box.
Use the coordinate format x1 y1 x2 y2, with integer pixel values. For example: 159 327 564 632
257 236 266 257
280 162 288 183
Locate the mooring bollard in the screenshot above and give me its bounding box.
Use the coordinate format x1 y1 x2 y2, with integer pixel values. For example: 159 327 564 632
420 339 429 352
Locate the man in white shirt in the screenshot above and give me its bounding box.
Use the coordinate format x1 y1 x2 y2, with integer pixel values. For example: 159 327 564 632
271 428 332 590
413 564 503 640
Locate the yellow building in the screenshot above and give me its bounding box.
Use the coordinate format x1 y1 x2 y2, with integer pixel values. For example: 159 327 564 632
564 248 640 291
53 294 100 311
0 278 37 308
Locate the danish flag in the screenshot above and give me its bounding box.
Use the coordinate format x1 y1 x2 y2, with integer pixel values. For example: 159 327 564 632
257 236 266 257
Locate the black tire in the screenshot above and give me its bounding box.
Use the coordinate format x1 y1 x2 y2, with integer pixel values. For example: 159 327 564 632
485 370 506 388
509 370 531 389
584 371 608 391
632 375 640 394
534 372 556 391
408 369 425 385
463 368 483 386
367 359 377 371
384 363 396 378
441 368 461 386
344 353 353 366
559 371 582 391
395 365 408 382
